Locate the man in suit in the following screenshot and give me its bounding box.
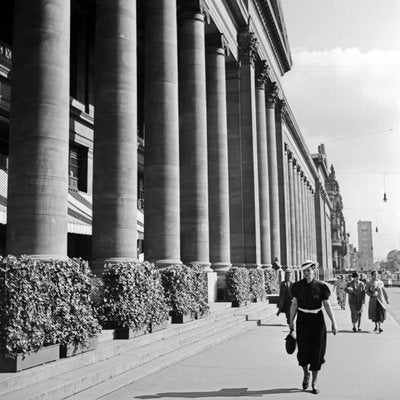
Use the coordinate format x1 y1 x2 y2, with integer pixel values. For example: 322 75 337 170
277 270 293 324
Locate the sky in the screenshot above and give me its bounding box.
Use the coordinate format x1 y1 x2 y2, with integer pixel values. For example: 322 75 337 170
280 0 400 260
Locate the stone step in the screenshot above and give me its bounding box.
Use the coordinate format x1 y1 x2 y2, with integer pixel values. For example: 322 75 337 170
67 319 261 400
1 318 253 400
0 302 244 396
0 301 275 400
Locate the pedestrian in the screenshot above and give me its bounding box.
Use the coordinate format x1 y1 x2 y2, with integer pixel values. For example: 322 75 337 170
365 270 389 333
277 270 293 324
345 271 365 332
333 275 347 309
289 260 338 395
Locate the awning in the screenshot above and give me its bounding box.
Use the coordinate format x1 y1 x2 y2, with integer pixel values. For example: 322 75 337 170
0 169 144 238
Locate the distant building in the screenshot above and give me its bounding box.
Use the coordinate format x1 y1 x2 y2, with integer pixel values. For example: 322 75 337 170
381 250 400 273
357 221 374 271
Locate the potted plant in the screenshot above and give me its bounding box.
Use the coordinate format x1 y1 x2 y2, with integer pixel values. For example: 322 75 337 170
0 256 60 372
49 258 101 358
97 262 170 338
249 268 266 302
161 264 199 323
264 268 280 304
226 266 251 307
190 264 210 319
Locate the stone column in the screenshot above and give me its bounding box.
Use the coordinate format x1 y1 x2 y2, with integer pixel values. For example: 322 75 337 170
283 147 291 266
206 34 231 298
144 0 181 266
92 0 137 272
300 174 307 260
236 29 260 267
226 61 243 264
297 169 304 263
288 154 297 266
292 161 301 266
7 0 70 258
178 3 210 267
255 61 271 265
266 83 280 262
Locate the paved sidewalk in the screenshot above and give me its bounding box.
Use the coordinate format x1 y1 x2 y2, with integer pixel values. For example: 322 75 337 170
94 297 400 400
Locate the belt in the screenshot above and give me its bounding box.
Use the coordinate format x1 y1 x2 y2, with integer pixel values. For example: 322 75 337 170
298 307 322 314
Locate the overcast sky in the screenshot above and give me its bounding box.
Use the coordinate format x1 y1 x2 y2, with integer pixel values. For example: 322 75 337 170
280 0 400 260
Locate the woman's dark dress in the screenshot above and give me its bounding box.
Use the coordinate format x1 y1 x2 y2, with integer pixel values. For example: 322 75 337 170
291 279 331 371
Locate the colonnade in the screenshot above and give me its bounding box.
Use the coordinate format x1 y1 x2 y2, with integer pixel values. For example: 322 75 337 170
6 0 318 275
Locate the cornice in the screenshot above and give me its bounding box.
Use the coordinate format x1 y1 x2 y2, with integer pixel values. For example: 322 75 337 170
252 0 292 74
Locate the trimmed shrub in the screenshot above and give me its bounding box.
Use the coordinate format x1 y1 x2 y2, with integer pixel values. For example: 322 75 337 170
97 261 169 330
264 268 279 294
161 264 209 318
226 267 250 306
0 256 100 356
249 268 266 301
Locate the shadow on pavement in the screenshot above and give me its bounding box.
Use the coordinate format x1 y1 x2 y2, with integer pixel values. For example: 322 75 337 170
135 387 302 398
337 330 371 334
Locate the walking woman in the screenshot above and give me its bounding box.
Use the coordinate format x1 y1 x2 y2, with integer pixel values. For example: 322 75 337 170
277 270 293 324
345 271 366 332
289 260 338 395
365 270 389 333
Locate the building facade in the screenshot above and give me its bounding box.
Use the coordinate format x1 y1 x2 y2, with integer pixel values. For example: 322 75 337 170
0 0 339 293
357 220 374 271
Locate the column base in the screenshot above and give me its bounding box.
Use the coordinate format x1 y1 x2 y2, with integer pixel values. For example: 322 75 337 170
185 260 212 271
90 257 138 277
211 262 231 273
244 263 262 269
207 271 218 303
155 259 183 270
27 254 69 261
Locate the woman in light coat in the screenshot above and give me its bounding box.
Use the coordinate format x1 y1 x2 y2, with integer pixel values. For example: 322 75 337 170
345 271 365 332
365 270 389 333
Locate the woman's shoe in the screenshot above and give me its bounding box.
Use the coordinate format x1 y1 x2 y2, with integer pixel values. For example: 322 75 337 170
358 328 362 332
302 373 310 390
312 384 320 394
352 327 356 332
374 326 378 332
379 328 383 333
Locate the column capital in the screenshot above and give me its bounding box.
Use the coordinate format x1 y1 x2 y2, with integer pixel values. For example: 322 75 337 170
206 33 230 56
275 98 287 121
255 60 270 86
266 81 279 107
238 29 258 65
178 0 210 23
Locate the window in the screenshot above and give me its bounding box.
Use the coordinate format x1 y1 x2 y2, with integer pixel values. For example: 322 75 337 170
69 144 88 192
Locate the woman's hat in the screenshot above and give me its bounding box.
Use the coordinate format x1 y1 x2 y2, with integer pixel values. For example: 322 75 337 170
351 271 359 278
301 260 319 271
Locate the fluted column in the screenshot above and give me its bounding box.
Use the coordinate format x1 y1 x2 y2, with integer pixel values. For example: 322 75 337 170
206 34 231 272
283 147 291 266
144 0 181 266
178 3 210 266
300 174 307 260
7 0 70 258
293 162 301 266
266 83 280 262
92 0 137 272
234 29 260 267
288 155 297 266
255 61 271 265
297 169 304 262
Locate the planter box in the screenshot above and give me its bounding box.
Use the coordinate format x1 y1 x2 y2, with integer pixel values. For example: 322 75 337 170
267 294 280 304
60 336 98 358
149 320 168 333
0 344 60 372
171 312 195 324
252 297 264 303
114 325 149 339
231 300 247 308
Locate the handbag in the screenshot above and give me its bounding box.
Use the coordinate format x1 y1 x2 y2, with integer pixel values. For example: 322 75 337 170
285 331 296 354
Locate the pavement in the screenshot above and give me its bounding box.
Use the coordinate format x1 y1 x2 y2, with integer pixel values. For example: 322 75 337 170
93 288 400 400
